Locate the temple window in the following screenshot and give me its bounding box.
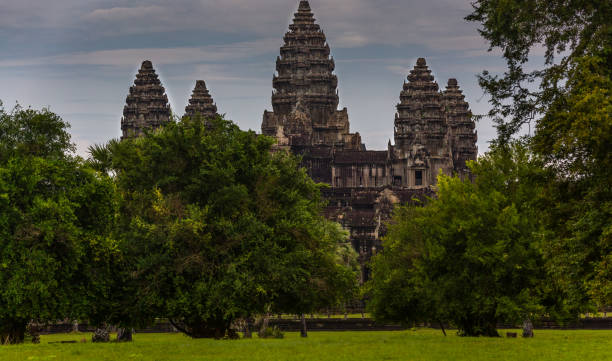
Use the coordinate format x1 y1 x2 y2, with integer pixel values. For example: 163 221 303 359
415 170 423 186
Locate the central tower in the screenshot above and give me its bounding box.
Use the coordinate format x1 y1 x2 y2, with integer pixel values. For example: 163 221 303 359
262 0 362 158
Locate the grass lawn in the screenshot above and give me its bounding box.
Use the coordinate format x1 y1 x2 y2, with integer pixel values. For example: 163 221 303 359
0 329 611 361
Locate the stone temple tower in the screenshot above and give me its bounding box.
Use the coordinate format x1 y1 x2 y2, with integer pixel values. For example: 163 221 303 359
393 58 454 186
262 0 362 154
121 60 171 139
262 0 362 183
444 78 478 175
184 80 219 119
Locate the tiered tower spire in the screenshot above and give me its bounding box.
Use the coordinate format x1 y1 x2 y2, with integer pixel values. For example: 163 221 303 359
121 60 171 139
444 78 478 171
184 80 218 119
394 58 449 157
262 0 361 151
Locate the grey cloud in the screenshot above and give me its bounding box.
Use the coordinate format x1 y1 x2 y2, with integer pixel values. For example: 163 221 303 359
84 5 167 22
2 0 485 52
0 38 281 68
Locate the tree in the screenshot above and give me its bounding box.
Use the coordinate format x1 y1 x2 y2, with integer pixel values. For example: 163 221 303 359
466 0 610 143
96 115 357 338
0 102 74 162
535 54 612 312
0 103 117 344
367 143 554 336
467 0 611 311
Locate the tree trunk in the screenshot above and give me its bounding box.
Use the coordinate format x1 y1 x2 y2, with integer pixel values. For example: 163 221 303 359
116 328 133 342
522 319 534 338
300 314 308 338
458 316 499 337
0 320 26 345
169 318 229 339
437 319 447 336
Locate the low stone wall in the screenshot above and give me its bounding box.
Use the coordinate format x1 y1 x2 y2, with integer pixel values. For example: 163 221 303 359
268 318 405 332
537 318 612 330
430 318 612 331
39 317 612 334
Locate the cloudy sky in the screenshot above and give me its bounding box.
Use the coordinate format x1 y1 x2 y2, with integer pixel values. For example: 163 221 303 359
0 0 508 156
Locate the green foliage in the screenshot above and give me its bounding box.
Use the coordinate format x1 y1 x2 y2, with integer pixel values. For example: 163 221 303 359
466 0 611 144
258 326 284 339
367 143 553 336
95 115 357 338
535 52 612 310
0 104 117 344
0 102 74 161
468 0 612 311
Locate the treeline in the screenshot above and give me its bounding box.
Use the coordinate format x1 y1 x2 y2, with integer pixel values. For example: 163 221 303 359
0 108 359 344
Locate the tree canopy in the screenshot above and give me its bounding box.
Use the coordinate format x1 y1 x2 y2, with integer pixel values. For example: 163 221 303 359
93 115 357 338
467 0 611 310
0 103 117 344
367 144 556 336
466 0 611 143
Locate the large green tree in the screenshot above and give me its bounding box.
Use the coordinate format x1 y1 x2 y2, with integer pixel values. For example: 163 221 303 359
367 143 554 336
467 0 611 310
95 115 357 338
0 103 117 344
466 0 610 143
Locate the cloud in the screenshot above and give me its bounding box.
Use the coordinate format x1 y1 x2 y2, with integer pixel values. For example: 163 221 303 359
386 65 415 77
333 32 371 48
74 137 94 158
0 38 281 68
167 63 270 84
1 0 488 52
84 6 166 22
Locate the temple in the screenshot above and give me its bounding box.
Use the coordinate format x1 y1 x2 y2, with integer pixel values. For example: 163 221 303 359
184 80 219 119
261 0 363 183
262 1 478 281
118 1 478 282
121 60 171 139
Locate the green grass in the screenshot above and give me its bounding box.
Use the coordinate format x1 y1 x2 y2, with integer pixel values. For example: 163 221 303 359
0 329 611 361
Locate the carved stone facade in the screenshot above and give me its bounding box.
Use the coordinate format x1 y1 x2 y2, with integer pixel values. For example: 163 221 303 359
263 1 478 281
262 0 363 184
185 80 219 119
121 60 171 139
444 78 479 174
